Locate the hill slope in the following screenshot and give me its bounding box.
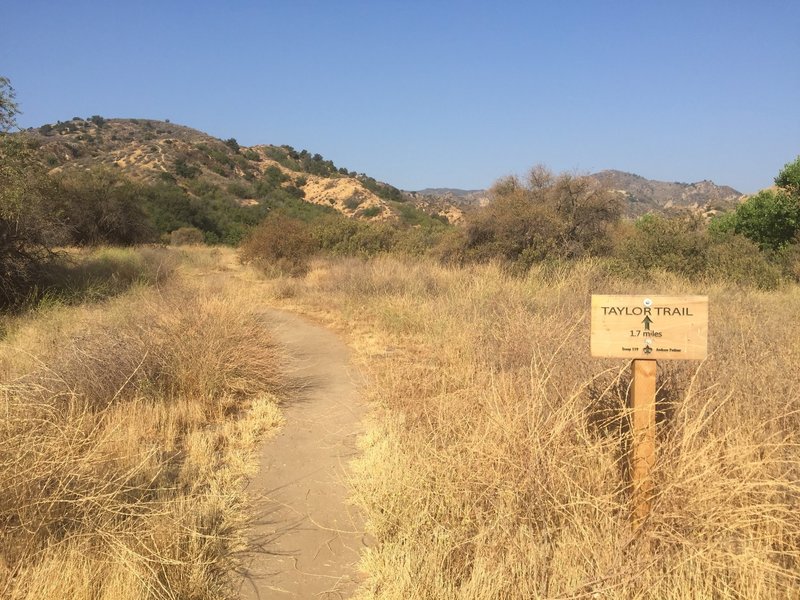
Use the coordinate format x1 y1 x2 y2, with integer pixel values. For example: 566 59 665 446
26 117 445 224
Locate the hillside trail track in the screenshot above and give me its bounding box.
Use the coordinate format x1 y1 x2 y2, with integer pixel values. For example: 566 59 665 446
238 308 369 599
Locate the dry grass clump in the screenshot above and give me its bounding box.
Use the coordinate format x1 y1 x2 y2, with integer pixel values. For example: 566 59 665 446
39 246 174 307
0 250 284 599
259 255 800 599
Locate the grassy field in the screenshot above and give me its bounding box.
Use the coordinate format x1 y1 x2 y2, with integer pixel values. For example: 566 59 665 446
258 256 800 599
0 247 284 599
2 246 798 599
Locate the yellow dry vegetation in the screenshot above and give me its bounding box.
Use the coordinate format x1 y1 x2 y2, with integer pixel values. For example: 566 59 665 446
259 256 800 599
0 247 284 599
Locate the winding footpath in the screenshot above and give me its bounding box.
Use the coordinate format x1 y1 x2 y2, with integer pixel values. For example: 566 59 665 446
238 309 369 599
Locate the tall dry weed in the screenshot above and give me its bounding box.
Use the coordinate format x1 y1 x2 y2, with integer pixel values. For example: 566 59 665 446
259 255 800 599
0 247 284 599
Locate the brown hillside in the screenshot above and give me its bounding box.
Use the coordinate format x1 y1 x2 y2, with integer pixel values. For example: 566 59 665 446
25 118 422 223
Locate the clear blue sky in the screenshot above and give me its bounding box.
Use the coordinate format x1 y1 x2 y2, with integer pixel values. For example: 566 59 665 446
3 0 798 193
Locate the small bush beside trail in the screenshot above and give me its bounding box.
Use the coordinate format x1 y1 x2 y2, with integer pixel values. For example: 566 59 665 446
239 212 316 276
169 226 206 245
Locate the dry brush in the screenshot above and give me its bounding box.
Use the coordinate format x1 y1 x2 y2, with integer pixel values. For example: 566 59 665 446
0 247 285 599
260 256 800 599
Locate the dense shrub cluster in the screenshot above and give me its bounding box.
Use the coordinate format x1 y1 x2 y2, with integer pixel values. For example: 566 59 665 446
613 156 799 287
436 161 799 288
55 168 156 245
239 209 449 276
439 166 622 270
1 80 64 308
614 213 784 288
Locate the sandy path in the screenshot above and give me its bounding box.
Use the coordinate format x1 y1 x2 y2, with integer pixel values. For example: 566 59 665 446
238 309 368 599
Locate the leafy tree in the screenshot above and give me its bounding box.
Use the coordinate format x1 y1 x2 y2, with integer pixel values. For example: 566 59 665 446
775 156 800 195
0 77 18 133
0 77 65 307
711 157 800 252
726 190 798 251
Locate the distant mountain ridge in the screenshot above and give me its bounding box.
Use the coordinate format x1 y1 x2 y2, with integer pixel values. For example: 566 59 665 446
414 171 743 218
588 169 743 216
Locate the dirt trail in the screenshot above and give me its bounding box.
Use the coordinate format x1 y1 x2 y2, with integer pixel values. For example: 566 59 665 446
238 309 368 599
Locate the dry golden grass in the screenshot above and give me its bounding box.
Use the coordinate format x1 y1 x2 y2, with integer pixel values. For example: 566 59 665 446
258 255 800 599
0 247 284 599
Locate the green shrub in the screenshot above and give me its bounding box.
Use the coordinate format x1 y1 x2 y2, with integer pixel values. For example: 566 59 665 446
357 174 404 202
173 157 200 179
705 234 781 289
311 214 399 257
55 168 155 246
617 214 709 277
226 181 252 199
0 136 63 309
224 138 240 153
775 237 800 282
359 206 382 218
344 195 364 210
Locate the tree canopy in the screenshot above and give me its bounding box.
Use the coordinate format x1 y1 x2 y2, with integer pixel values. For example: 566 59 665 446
0 76 18 133
712 156 800 251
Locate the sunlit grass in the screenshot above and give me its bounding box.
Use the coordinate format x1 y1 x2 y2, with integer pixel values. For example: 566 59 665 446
258 255 800 599
0 247 285 599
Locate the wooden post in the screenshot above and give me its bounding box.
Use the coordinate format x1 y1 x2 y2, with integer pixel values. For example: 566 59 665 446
631 359 657 529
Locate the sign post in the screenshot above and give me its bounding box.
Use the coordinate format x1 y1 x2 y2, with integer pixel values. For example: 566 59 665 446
631 358 656 529
590 295 708 529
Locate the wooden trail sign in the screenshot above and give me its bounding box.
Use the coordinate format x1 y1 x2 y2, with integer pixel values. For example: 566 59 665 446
591 295 708 361
590 295 708 529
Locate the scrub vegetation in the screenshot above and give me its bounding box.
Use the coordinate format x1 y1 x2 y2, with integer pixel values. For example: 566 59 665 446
0 247 285 599
240 159 800 288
